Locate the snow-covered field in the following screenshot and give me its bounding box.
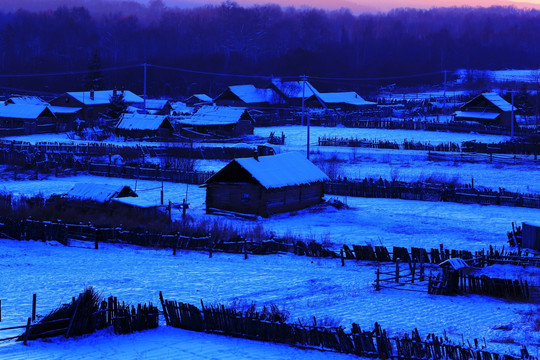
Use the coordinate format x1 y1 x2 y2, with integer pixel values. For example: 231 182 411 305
1 126 539 359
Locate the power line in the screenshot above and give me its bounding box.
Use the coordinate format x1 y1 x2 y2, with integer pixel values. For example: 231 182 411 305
0 64 142 78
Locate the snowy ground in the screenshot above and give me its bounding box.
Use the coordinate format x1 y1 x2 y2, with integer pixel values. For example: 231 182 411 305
1 126 539 358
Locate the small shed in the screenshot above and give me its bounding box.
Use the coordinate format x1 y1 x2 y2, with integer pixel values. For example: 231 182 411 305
66 183 137 204
522 222 540 251
454 92 517 129
202 152 329 217
115 113 174 138
178 106 254 138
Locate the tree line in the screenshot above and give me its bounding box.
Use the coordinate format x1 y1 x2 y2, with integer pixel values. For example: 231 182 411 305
1 1 540 97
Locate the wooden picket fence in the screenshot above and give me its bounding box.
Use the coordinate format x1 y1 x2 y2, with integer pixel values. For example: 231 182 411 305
160 295 535 360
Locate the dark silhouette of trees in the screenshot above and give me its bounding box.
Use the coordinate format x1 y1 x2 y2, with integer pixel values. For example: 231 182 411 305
0 2 540 97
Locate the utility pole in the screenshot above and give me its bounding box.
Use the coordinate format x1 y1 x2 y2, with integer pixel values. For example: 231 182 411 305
143 63 147 113
301 75 310 159
511 90 515 140
443 70 447 111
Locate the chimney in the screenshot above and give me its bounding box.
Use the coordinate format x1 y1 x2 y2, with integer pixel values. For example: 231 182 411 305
90 89 95 100
253 149 259 161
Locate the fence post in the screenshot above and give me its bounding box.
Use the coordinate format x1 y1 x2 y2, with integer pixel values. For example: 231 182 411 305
340 249 345 266
23 317 31 345
0 299 2 322
395 259 400 283
32 293 37 321
244 238 248 260
376 268 380 291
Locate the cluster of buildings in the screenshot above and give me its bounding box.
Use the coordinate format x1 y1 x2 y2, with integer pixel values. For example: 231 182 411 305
0 79 519 139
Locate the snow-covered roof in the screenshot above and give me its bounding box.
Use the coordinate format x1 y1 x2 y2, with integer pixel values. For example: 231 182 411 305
480 92 516 112
187 94 213 103
316 92 376 106
66 183 137 203
116 113 171 131
179 106 249 126
49 106 82 114
112 197 161 209
454 111 500 120
207 152 329 189
142 99 170 110
65 90 144 106
0 104 54 119
6 96 49 106
225 85 280 104
271 79 319 99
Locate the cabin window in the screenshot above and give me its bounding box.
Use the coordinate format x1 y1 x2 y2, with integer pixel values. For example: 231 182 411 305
242 193 250 203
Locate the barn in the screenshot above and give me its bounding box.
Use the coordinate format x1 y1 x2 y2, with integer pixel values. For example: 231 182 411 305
454 92 517 129
202 152 329 217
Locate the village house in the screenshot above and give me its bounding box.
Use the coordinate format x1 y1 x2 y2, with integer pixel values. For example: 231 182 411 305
0 103 56 135
306 92 377 111
214 85 283 108
177 106 254 138
49 89 144 121
202 152 329 217
136 99 173 115
454 92 517 129
5 96 49 106
115 113 174 139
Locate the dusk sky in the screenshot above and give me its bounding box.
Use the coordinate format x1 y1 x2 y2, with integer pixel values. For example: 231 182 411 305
163 0 540 12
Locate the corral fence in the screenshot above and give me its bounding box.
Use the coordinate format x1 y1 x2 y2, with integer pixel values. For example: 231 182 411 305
160 296 535 360
0 290 157 345
1 216 539 269
318 136 539 157
324 178 540 209
428 271 537 302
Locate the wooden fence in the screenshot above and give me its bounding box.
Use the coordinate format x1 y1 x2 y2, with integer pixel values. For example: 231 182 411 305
324 179 540 209
318 136 539 157
160 296 535 360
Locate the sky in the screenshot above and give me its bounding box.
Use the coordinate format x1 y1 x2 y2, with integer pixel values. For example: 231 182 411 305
163 0 540 12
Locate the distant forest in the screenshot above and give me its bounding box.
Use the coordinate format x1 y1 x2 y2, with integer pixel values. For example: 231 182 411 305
1 1 540 97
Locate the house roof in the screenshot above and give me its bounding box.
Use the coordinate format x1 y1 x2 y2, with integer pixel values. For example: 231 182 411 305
116 113 171 131
271 79 319 99
142 99 170 110
0 104 55 120
179 106 250 126
206 152 329 190
6 96 49 106
50 106 82 114
222 85 280 104
186 94 213 103
64 90 144 106
481 92 516 112
454 111 500 120
315 92 377 106
112 197 161 209
170 101 193 115
66 183 137 203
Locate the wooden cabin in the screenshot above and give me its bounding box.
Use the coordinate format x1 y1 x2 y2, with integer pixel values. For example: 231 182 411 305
0 104 56 135
522 222 540 251
306 92 377 111
178 106 254 138
454 92 517 129
203 152 329 217
115 113 174 139
50 89 143 121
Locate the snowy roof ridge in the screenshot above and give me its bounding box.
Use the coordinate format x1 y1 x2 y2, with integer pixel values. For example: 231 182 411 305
227 85 280 104
316 92 377 106
179 105 249 126
65 90 144 105
234 152 329 189
66 183 137 203
0 104 54 119
116 113 170 131
481 92 516 112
